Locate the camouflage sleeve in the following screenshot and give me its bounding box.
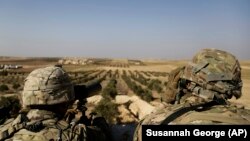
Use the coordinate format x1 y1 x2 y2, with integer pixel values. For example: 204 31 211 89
71 123 108 141
161 66 185 103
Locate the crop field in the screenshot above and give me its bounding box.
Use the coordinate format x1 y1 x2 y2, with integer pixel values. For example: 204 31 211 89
1 57 250 124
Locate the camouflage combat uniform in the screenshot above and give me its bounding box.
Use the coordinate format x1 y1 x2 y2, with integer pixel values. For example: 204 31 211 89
162 48 242 104
0 97 11 124
0 66 107 141
133 48 250 141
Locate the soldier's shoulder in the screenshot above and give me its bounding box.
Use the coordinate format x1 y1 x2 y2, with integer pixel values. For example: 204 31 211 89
140 102 250 125
6 119 80 141
172 103 250 124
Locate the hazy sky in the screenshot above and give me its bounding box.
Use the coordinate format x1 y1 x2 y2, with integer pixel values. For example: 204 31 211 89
0 0 249 59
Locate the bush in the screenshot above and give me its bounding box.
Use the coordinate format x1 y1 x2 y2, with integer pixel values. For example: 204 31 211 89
122 73 153 102
94 98 119 124
148 79 163 93
0 84 9 92
13 83 21 90
102 78 117 99
0 70 8 76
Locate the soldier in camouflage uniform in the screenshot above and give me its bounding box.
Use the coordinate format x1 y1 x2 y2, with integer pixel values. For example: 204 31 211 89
133 48 250 141
0 66 108 141
0 96 21 125
0 97 11 125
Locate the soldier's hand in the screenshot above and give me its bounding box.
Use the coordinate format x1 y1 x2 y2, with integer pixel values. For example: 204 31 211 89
64 109 78 122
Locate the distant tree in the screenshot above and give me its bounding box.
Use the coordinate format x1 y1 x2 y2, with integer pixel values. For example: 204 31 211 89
0 70 8 76
13 83 21 90
0 84 9 92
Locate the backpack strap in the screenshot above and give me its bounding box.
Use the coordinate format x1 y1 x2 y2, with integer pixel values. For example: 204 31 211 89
0 113 48 141
0 114 27 141
178 112 250 124
161 101 217 125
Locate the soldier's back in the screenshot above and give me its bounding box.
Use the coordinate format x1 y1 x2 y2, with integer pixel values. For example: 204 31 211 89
133 102 250 141
144 103 250 125
6 121 71 141
0 110 107 141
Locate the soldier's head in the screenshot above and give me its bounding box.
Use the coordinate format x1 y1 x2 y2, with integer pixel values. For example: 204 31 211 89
180 48 242 102
21 66 75 114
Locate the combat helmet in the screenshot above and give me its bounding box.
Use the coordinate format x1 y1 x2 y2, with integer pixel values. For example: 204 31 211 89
21 66 75 108
180 48 242 101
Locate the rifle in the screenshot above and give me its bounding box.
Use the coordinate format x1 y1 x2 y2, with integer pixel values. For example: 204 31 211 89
65 79 102 124
74 79 102 100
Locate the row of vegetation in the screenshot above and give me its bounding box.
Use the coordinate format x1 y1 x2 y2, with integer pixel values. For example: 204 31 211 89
147 79 163 93
70 70 105 84
130 71 163 93
0 76 26 84
0 71 27 91
129 70 150 86
68 70 97 78
0 70 28 76
122 71 153 102
97 63 129 68
108 64 129 68
94 78 119 124
113 69 119 78
139 71 169 77
102 78 118 99
147 71 169 77
0 83 22 92
69 70 98 81
141 71 151 77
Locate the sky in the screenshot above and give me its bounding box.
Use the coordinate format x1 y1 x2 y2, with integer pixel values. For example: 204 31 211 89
0 0 249 60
